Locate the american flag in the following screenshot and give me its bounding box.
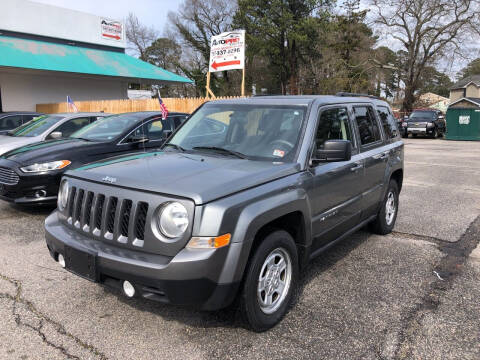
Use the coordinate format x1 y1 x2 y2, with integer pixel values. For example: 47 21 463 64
67 95 78 112
157 91 168 120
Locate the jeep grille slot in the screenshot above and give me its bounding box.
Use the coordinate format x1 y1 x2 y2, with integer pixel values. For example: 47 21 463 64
84 192 94 228
94 194 105 230
134 202 149 240
67 186 77 218
73 189 84 226
120 199 132 237
106 197 118 234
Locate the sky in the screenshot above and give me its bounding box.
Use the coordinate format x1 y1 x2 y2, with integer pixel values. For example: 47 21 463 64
32 0 183 35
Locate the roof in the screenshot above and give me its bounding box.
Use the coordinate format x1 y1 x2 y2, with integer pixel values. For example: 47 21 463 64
0 111 43 115
448 97 480 108
451 75 480 90
210 95 390 107
0 36 192 84
49 112 109 117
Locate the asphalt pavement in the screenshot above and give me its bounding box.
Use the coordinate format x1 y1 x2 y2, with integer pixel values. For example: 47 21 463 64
0 137 479 360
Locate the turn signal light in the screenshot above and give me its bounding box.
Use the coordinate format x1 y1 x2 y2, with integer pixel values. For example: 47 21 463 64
186 233 231 249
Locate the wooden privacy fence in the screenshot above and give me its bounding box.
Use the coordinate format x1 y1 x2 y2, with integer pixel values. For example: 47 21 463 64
36 97 244 115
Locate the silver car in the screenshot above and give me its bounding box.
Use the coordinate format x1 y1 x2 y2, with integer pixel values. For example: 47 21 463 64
0 112 108 155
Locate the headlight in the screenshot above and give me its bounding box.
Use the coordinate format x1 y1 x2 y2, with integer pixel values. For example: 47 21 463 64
21 160 71 173
157 202 189 238
427 122 434 127
402 122 408 127
58 179 69 211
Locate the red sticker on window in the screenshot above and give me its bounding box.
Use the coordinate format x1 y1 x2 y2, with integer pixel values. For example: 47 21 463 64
273 149 285 157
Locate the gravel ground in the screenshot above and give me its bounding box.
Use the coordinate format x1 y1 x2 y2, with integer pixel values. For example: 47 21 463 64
0 137 479 360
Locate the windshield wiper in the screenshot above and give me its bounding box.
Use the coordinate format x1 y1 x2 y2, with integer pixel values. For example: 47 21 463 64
163 143 186 152
192 146 247 159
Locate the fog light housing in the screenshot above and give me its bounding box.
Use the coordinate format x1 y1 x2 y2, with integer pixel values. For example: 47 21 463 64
58 254 66 268
123 280 136 298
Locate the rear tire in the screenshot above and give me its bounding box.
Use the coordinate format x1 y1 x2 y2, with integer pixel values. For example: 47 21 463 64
239 230 298 332
370 180 399 235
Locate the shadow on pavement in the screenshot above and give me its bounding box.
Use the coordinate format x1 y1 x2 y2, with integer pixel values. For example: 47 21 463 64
106 229 371 330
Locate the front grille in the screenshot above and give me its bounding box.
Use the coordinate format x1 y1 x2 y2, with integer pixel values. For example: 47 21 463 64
0 167 19 185
66 186 149 248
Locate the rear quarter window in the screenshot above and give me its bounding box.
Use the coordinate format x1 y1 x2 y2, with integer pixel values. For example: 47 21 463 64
377 106 399 139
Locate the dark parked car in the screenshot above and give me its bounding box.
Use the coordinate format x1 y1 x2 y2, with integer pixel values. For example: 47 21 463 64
0 111 188 205
45 96 403 331
0 112 107 155
404 109 445 138
0 112 43 135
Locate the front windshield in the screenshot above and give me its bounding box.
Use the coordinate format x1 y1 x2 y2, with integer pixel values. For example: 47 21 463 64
167 104 307 162
410 111 435 120
71 113 140 141
9 115 64 137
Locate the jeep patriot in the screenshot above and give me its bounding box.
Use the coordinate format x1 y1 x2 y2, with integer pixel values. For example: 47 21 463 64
45 95 404 331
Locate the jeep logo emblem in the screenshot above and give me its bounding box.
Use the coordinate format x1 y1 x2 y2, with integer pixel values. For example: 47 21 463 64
102 176 117 184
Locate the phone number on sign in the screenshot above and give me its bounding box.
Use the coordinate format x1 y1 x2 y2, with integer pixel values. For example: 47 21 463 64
212 48 241 56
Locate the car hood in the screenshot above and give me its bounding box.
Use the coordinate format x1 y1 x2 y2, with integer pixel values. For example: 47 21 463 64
1 138 95 165
69 151 301 205
0 136 38 156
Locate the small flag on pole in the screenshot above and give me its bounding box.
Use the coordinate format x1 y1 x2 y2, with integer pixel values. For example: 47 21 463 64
67 96 78 113
157 90 168 120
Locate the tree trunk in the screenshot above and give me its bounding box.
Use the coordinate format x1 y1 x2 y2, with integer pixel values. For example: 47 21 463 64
288 40 298 95
402 84 416 113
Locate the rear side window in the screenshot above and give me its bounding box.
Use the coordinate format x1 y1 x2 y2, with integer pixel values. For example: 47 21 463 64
54 117 91 137
0 115 22 130
22 115 37 123
315 107 353 149
377 106 398 139
353 106 381 145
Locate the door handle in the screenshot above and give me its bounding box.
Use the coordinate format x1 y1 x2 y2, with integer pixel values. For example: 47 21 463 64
373 152 389 160
350 163 363 172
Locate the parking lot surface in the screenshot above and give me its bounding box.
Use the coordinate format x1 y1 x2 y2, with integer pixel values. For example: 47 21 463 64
1 138 479 360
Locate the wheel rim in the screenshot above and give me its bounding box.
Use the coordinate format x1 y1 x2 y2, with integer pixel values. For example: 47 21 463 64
385 191 396 225
257 248 292 315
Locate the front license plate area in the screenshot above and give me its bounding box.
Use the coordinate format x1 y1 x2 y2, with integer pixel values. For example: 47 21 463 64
64 245 97 282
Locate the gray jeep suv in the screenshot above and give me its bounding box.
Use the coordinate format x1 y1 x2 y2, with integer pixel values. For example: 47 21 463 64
45 95 404 331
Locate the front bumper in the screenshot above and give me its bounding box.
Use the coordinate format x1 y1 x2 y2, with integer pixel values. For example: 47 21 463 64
0 166 61 205
45 211 241 310
407 126 435 136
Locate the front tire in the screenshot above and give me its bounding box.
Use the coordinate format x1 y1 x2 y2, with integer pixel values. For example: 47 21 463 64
370 180 399 235
239 230 298 332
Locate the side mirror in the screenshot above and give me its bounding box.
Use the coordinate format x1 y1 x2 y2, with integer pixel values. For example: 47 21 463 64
130 135 149 145
313 140 352 163
49 131 62 139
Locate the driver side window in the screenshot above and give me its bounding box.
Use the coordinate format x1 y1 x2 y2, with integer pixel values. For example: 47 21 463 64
315 107 353 149
50 117 90 138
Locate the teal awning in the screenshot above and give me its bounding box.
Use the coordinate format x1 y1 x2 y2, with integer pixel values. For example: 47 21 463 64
0 36 192 84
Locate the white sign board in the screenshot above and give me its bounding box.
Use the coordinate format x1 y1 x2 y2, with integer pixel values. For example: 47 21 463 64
209 30 245 73
101 19 123 42
459 115 470 125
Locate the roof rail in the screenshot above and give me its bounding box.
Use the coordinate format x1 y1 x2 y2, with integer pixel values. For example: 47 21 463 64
336 92 380 100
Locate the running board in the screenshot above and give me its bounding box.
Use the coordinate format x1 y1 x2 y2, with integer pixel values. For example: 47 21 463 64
309 215 377 260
